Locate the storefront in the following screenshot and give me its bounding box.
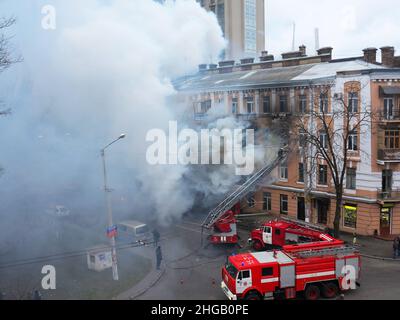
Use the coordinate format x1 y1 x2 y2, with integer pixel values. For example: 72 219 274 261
380 204 393 236
343 204 358 230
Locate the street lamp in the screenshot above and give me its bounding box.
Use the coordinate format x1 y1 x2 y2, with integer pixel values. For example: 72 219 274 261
101 133 126 281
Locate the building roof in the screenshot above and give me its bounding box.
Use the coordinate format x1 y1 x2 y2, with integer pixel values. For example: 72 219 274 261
118 220 147 228
175 59 385 93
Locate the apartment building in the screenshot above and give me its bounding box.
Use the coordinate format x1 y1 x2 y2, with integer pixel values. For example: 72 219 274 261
175 46 400 237
197 0 265 60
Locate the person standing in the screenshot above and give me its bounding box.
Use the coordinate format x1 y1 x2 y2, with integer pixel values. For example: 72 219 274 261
156 246 162 270
152 229 160 247
394 237 400 259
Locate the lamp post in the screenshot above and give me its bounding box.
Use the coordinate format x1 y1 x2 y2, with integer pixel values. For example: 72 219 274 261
101 134 126 281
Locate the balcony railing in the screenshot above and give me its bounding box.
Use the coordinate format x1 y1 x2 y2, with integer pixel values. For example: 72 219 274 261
194 113 208 121
378 148 400 161
378 110 400 121
236 113 258 121
378 189 400 200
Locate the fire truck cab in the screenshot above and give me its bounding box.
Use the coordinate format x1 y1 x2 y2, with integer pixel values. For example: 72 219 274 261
221 244 360 300
250 219 335 251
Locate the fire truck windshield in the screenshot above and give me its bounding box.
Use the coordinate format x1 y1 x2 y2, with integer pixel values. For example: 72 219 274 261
225 260 238 279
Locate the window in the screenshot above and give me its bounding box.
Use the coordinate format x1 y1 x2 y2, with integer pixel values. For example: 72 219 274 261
90 255 96 264
299 95 307 113
279 161 288 180
275 228 281 235
263 96 271 113
200 100 211 113
348 130 358 151
262 267 273 277
247 193 255 208
384 98 394 120
263 192 272 211
348 92 359 113
319 131 328 149
242 270 250 278
343 204 357 229
319 93 329 113
382 169 393 192
231 98 238 114
246 97 255 114
280 195 288 214
279 95 288 113
298 163 305 183
346 168 357 190
244 0 257 55
299 129 307 148
318 165 328 185
385 130 400 149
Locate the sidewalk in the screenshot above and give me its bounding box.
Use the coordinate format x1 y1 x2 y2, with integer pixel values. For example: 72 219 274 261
238 213 400 261
340 233 399 261
114 245 166 300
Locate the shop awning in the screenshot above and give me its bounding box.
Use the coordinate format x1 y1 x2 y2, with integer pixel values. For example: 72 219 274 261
344 205 357 211
380 86 400 96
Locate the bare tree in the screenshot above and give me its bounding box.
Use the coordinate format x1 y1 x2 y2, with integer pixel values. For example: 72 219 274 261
0 16 21 117
292 82 373 238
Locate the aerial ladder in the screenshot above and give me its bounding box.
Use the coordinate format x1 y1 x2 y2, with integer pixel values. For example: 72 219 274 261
201 147 288 245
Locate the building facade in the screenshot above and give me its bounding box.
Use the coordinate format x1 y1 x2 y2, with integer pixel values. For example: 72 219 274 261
197 0 265 60
176 46 400 237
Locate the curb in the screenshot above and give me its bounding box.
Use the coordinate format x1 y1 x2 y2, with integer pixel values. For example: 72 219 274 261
128 267 166 300
360 253 400 262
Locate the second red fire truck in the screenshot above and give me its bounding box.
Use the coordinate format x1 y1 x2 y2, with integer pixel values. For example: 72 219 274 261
221 242 360 300
249 217 338 250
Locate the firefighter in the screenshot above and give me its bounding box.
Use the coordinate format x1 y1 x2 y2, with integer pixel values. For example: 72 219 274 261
156 245 162 270
152 229 160 247
32 289 42 300
393 237 400 259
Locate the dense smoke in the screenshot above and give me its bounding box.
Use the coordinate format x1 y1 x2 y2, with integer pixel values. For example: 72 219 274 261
0 0 226 256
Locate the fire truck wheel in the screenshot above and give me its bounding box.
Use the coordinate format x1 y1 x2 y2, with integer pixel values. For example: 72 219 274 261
304 285 321 301
321 282 339 299
252 240 264 251
244 292 262 301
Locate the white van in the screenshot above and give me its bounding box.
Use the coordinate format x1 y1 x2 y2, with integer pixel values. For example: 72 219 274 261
116 221 151 244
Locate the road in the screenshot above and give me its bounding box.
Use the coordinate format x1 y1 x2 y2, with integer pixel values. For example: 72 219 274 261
139 217 400 300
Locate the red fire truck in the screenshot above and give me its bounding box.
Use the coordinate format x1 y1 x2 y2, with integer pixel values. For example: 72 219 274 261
208 203 241 245
249 217 338 251
221 242 360 300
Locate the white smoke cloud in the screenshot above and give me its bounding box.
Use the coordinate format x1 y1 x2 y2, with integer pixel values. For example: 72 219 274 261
0 0 226 234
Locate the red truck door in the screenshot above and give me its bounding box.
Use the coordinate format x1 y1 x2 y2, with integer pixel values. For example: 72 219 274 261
262 226 272 245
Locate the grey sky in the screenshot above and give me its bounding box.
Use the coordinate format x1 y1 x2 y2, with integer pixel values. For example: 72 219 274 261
266 0 400 59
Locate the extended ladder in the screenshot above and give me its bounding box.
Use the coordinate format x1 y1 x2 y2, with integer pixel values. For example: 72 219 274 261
201 147 288 230
280 215 328 232
290 245 357 259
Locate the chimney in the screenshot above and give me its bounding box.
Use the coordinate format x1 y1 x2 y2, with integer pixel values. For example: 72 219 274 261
198 64 208 72
363 47 377 64
299 45 306 56
240 57 255 65
381 46 395 67
218 60 235 68
317 47 333 56
260 51 274 62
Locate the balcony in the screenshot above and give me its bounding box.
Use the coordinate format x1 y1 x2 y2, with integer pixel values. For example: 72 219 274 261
194 113 208 121
378 110 400 122
236 113 258 121
378 189 400 201
378 148 400 162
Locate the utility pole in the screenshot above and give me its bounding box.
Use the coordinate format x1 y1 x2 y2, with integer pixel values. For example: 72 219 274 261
101 134 126 281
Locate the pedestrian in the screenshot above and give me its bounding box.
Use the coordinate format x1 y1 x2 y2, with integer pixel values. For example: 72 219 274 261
32 289 42 300
393 237 400 259
156 245 162 270
152 229 160 247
